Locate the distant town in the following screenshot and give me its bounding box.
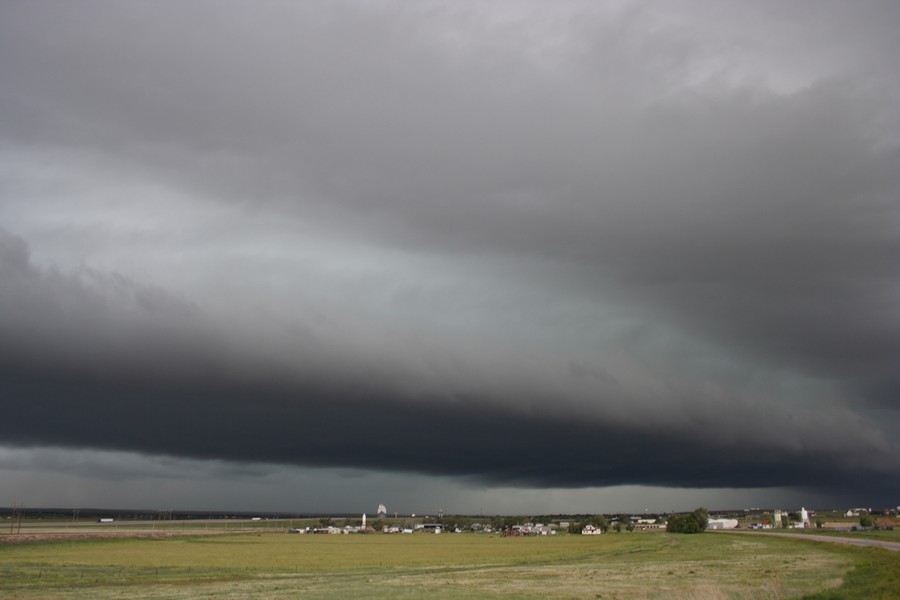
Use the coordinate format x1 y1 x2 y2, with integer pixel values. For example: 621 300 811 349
4 503 898 536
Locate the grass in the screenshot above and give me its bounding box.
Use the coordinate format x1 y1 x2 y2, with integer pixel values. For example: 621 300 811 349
0 530 894 598
778 528 900 543
802 546 900 600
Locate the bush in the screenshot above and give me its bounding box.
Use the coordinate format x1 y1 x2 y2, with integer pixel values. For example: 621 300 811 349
667 508 709 534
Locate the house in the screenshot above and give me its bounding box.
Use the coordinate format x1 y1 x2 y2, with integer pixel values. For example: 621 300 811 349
311 527 342 534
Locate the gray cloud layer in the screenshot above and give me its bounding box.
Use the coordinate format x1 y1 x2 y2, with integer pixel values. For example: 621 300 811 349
1 1 899 505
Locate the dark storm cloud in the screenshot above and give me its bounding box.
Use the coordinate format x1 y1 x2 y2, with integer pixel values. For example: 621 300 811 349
1 1 899 503
2 230 897 498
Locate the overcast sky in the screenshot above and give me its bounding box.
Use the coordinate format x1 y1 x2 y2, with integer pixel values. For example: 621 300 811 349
1 0 899 515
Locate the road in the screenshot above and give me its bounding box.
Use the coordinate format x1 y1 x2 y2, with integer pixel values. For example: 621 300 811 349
722 530 900 551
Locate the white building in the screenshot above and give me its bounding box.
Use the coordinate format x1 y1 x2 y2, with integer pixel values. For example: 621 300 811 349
707 518 739 530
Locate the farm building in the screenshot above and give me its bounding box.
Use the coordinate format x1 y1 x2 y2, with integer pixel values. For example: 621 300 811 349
707 518 739 530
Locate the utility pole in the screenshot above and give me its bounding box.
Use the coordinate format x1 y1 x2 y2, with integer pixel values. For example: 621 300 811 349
12 503 25 534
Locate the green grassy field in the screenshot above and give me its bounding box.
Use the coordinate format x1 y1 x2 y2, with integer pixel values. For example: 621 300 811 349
776 527 900 543
1 530 896 599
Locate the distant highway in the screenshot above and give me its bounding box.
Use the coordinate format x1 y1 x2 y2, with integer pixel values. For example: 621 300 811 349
4 518 291 532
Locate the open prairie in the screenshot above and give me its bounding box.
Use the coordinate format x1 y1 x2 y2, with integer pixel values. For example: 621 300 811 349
3 530 898 599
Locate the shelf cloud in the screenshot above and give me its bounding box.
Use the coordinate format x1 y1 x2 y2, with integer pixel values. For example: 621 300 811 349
2 0 899 510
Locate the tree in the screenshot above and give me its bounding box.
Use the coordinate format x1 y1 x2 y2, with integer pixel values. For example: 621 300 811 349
501 516 521 529
859 513 874 528
666 508 708 534
588 515 609 533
